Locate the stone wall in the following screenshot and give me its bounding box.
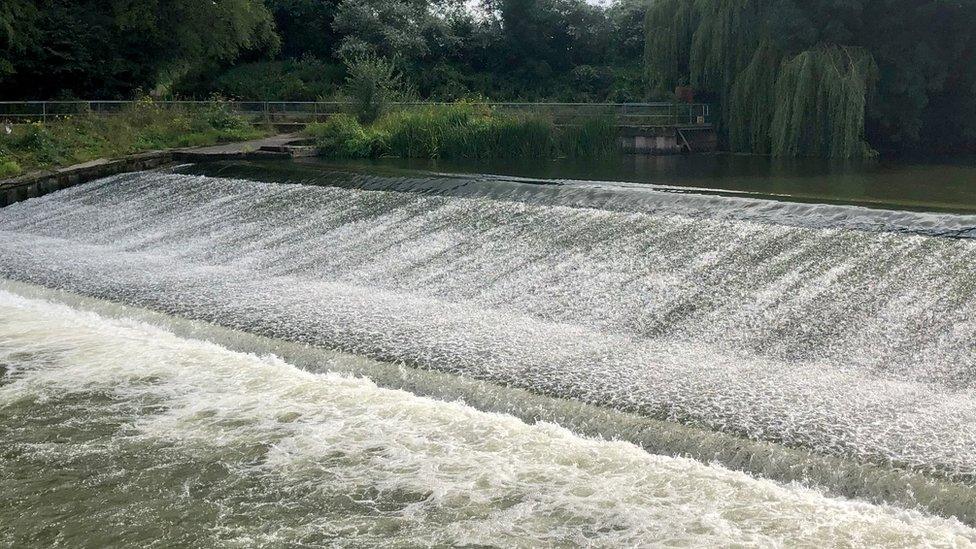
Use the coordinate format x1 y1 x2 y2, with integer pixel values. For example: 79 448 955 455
0 152 174 208
619 126 717 155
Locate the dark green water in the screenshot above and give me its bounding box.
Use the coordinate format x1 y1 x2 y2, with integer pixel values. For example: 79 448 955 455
285 154 976 214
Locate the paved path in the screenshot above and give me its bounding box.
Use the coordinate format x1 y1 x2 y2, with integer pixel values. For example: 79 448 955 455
177 133 299 157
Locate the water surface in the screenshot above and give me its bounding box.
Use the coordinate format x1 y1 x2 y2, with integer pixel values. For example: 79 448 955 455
2 289 973 547
270 154 976 213
1 157 975 544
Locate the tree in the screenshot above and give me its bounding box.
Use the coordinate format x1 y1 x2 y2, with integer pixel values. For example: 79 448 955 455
332 0 467 61
270 0 341 60
343 54 403 123
644 0 976 157
0 0 38 78
0 0 279 99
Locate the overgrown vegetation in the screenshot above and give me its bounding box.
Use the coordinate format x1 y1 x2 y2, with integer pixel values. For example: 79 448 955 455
195 57 345 101
2 0 645 104
304 104 618 160
344 55 405 124
644 0 976 157
5 0 976 158
0 0 279 98
0 100 265 178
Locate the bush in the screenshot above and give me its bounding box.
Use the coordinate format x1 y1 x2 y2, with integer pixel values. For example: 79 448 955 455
203 100 252 132
307 102 618 160
305 114 386 158
209 58 344 101
0 159 21 178
344 54 403 124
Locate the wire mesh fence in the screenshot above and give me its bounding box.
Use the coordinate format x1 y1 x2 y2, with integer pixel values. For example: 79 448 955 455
0 101 711 127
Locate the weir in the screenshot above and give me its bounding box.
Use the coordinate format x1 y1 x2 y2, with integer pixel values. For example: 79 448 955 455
5 278 976 525
0 164 974 528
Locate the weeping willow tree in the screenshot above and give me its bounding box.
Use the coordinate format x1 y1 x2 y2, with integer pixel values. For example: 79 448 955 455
644 0 878 158
728 40 779 154
770 47 877 158
643 0 698 92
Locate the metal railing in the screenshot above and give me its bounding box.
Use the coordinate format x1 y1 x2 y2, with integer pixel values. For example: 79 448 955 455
0 100 712 127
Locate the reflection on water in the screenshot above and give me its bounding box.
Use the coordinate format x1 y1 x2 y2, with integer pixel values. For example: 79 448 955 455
290 154 976 214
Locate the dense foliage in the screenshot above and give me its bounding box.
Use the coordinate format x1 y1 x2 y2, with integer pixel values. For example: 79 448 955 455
0 0 279 98
305 104 618 160
644 0 976 156
1 0 644 104
4 0 976 156
344 55 405 124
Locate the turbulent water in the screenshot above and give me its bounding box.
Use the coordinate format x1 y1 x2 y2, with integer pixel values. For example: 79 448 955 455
1 290 974 547
0 165 975 544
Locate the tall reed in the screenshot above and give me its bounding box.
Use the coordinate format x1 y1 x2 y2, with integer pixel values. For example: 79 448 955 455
305 102 618 160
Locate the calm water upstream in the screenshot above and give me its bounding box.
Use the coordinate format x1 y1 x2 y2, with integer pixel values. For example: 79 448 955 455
239 154 976 213
1 155 976 546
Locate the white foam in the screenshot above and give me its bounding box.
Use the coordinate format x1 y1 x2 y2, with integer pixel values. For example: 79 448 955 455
1 172 976 483
1 290 974 546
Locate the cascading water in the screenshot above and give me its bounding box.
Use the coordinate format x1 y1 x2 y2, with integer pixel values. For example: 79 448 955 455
1 162 975 544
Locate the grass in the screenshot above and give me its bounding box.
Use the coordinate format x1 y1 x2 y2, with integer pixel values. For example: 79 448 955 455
303 103 618 160
0 100 267 179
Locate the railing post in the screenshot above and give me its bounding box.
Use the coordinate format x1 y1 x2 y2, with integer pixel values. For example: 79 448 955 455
41 102 46 122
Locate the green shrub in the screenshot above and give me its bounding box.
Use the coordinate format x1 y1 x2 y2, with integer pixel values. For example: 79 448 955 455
344 54 403 124
210 58 344 101
308 102 616 160
305 114 385 158
203 100 252 132
0 159 21 178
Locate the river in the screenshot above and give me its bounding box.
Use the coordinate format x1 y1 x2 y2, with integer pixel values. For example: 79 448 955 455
1 155 974 546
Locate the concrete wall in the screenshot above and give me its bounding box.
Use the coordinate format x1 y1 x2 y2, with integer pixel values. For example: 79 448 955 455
0 152 173 208
619 126 717 155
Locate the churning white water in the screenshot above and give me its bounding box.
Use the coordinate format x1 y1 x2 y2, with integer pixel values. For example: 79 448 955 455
0 290 974 547
0 166 975 539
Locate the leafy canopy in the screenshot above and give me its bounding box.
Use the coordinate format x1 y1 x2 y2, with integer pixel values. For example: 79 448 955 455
644 0 976 156
0 0 278 98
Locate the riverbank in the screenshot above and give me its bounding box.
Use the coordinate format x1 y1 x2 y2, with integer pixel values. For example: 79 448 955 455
0 134 304 208
303 103 620 160
0 100 268 179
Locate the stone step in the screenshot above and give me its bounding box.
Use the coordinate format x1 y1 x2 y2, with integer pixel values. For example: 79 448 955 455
258 145 318 157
